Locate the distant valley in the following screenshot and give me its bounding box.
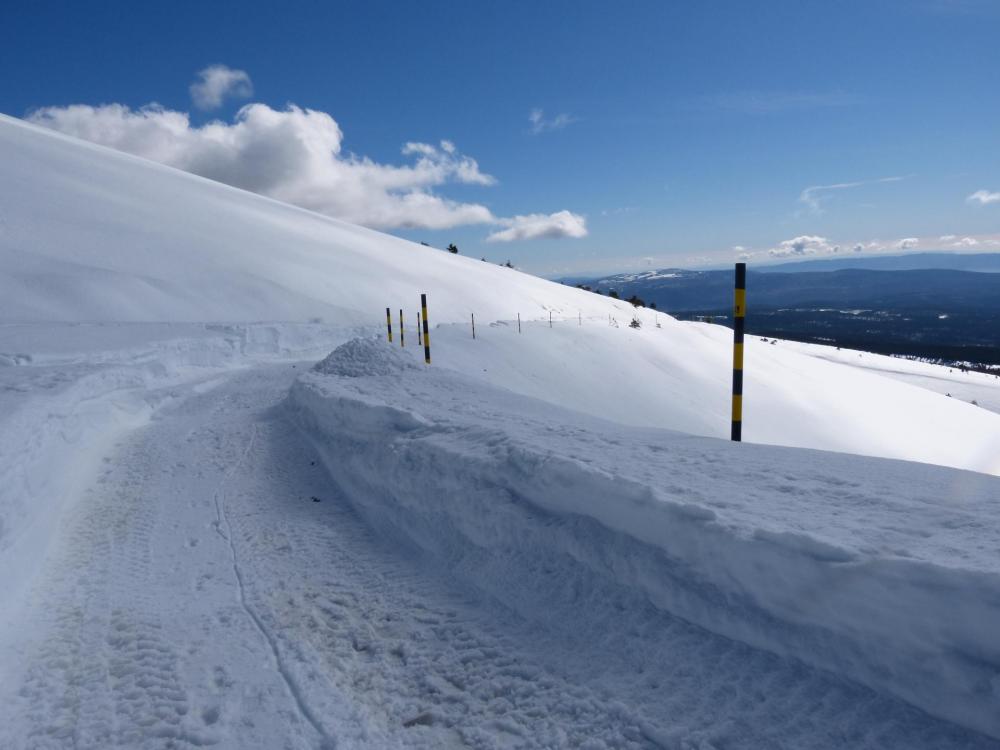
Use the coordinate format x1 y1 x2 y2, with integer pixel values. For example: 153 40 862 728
568 257 1000 368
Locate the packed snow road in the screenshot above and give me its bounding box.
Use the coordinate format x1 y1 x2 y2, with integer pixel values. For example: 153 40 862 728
0 362 997 749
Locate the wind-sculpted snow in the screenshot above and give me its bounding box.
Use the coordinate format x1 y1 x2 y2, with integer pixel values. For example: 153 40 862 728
289 338 1000 742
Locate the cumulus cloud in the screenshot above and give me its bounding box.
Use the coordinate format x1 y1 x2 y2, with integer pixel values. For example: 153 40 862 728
190 65 253 110
895 237 919 249
967 189 1000 205
768 235 840 258
485 210 588 242
28 102 506 231
528 109 576 134
29 95 589 242
952 236 979 247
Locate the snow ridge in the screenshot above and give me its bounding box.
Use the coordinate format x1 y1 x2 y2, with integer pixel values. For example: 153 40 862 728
288 338 1000 742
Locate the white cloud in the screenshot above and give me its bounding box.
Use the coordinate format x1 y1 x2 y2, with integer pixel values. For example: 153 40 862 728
967 189 1000 205
939 234 957 241
799 175 906 214
28 102 504 231
189 65 253 110
952 236 979 247
768 235 840 258
486 210 588 242
528 109 576 134
895 237 919 250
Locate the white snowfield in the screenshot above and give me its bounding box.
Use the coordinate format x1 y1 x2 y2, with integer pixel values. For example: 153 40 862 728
1 113 1000 747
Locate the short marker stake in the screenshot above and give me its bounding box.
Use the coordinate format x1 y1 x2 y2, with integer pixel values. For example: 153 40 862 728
471 313 476 339
399 309 404 347
386 307 393 343
421 294 431 364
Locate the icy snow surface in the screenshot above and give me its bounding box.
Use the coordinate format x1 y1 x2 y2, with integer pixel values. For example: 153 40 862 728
2 113 1000 747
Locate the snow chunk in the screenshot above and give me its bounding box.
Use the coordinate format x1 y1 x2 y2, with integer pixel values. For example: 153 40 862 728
313 337 419 378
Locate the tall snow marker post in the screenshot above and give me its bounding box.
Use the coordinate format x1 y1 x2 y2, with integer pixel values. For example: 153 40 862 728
731 263 746 441
421 294 431 364
517 313 521 333
399 309 404 347
471 313 476 339
386 307 393 343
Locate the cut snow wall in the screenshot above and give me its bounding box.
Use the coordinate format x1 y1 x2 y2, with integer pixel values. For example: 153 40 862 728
287 339 1000 741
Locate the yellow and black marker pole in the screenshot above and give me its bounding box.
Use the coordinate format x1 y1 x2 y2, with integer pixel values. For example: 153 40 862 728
399 309 404 347
386 307 393 343
417 312 422 346
731 262 746 441
421 294 431 364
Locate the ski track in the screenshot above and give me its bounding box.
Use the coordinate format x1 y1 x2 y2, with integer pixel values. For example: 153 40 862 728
2 364 997 749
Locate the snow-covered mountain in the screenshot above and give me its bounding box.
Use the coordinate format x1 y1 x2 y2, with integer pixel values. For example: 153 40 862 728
2 113 999 748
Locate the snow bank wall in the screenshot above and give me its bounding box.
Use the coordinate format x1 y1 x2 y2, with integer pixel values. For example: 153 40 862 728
288 339 1000 741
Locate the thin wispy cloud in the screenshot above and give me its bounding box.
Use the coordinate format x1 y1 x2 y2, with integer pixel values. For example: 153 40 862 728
967 189 1000 205
528 109 577 134
706 90 856 115
799 175 907 214
189 65 253 110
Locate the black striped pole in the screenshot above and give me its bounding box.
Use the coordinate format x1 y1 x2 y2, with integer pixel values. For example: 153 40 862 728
421 294 431 364
417 312 422 346
731 263 746 441
386 307 393 343
471 313 476 339
399 309 404 347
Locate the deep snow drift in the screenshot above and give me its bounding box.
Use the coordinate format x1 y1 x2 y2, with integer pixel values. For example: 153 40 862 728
289 338 1000 741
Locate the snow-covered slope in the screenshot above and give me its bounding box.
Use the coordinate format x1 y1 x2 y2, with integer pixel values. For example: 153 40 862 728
2 113 1000 747
3 112 1000 476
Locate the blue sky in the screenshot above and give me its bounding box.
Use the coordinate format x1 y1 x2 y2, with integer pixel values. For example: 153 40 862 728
3 0 999 275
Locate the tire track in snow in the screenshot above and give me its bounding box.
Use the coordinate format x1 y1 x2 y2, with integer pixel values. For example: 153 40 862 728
212 422 335 748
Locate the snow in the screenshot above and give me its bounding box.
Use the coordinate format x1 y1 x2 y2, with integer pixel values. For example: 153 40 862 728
288 338 1000 742
2 112 1000 746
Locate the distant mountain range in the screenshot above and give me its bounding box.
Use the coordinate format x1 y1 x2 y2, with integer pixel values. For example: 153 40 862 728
567 259 1000 366
579 267 1000 312
759 252 1000 274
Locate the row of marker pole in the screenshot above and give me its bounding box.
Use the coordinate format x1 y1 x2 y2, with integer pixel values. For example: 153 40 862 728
384 267 746 442
386 294 431 364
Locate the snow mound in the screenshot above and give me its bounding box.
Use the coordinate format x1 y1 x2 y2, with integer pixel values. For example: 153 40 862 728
313 337 420 377
289 359 1000 741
